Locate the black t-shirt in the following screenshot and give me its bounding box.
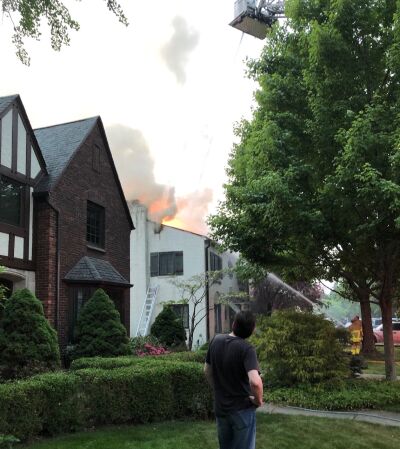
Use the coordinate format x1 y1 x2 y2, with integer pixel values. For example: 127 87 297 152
205 333 259 416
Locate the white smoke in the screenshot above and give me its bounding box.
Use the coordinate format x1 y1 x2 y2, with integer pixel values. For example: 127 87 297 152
160 16 200 84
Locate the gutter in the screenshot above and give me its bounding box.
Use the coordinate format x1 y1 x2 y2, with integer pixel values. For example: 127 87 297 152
204 238 211 341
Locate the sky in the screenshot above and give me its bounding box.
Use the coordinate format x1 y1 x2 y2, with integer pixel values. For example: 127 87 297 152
0 0 265 235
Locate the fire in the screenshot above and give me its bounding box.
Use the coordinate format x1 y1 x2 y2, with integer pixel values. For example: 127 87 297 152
162 216 186 230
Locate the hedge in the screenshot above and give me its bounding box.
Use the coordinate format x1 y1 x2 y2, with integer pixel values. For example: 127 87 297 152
70 350 207 371
265 379 400 411
0 360 212 441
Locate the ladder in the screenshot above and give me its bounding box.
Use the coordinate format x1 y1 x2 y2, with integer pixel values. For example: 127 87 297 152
136 285 159 336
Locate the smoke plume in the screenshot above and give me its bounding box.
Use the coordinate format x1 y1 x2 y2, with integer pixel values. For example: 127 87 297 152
160 16 200 84
106 124 177 222
107 124 213 234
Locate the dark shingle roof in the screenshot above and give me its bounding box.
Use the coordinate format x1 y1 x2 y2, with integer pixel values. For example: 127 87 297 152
0 94 18 115
34 117 98 192
64 256 131 286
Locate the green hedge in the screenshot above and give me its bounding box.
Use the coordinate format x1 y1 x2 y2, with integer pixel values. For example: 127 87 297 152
70 350 207 371
0 360 212 441
265 379 400 410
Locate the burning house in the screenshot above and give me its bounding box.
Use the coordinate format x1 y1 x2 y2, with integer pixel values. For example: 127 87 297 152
129 202 244 348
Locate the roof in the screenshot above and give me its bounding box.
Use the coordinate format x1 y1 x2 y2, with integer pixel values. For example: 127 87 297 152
34 117 98 192
64 256 131 286
0 94 18 116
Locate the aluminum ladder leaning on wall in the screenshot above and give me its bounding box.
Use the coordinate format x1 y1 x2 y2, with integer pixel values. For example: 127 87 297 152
136 285 159 336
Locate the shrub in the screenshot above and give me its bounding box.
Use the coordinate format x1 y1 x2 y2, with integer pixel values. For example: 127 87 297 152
137 343 169 356
0 289 60 379
0 360 213 441
251 310 350 387
265 379 400 411
150 306 186 348
73 289 130 359
70 350 207 371
129 335 161 353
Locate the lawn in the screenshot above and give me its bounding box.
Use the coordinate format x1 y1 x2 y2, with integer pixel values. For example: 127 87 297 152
364 346 400 375
21 414 400 449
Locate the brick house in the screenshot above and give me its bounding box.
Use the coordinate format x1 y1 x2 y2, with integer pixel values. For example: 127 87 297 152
0 95 133 350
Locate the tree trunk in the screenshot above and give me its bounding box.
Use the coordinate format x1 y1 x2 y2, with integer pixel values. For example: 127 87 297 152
380 299 396 381
359 295 376 355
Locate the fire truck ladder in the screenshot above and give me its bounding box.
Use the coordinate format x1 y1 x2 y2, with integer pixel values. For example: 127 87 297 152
136 285 159 336
230 0 285 39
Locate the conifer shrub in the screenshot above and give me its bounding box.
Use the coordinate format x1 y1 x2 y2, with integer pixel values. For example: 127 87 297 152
150 306 187 348
0 289 60 379
73 289 130 359
251 310 350 387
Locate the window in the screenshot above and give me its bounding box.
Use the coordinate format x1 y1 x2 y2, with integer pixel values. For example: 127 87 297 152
215 304 222 333
68 286 96 343
171 304 189 329
0 175 23 227
86 201 105 248
210 253 222 271
393 323 400 331
150 251 183 276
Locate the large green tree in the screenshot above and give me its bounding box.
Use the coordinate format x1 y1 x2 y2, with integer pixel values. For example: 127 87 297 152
1 0 128 65
210 0 400 380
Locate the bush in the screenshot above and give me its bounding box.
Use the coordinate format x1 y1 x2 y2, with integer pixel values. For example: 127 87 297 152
0 360 213 441
73 289 130 359
129 335 161 353
0 289 60 380
70 350 207 371
251 310 350 387
150 306 186 348
265 379 400 411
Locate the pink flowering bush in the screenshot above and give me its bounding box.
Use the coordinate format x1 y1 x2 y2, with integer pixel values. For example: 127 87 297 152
136 343 170 357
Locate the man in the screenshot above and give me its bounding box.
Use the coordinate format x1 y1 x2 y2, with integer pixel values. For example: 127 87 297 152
204 311 263 449
348 315 363 355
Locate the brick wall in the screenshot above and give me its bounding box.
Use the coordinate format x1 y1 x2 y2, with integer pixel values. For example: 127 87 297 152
34 198 58 327
35 122 132 349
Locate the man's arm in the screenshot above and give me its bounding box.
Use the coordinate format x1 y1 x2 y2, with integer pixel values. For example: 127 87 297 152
248 369 263 407
204 362 214 388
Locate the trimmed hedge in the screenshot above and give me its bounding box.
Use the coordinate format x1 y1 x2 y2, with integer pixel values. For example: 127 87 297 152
0 360 212 441
70 350 207 371
265 379 400 411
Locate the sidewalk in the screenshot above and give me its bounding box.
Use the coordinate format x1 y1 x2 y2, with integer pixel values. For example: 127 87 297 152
259 403 400 427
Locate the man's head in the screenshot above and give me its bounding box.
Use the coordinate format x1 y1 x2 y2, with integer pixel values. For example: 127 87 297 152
232 311 256 339
351 315 360 323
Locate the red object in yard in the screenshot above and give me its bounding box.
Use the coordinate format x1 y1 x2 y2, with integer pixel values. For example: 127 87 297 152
373 322 400 344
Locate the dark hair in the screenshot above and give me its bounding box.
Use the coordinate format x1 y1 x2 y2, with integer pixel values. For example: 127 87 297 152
232 311 256 339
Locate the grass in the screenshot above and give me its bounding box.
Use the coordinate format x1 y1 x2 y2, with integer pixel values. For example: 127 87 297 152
21 414 400 449
364 346 400 375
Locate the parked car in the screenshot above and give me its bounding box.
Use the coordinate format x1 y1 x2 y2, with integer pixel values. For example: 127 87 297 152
371 317 382 328
373 321 400 344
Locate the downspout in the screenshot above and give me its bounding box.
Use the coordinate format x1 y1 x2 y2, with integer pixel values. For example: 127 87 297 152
204 238 211 341
47 198 60 331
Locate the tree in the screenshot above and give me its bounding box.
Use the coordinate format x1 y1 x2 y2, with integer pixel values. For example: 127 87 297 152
73 288 130 359
251 310 350 387
168 270 243 350
1 0 128 65
150 305 186 348
0 288 60 379
209 0 400 380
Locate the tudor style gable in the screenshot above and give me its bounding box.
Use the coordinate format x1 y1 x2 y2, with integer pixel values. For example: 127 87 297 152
0 95 46 268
